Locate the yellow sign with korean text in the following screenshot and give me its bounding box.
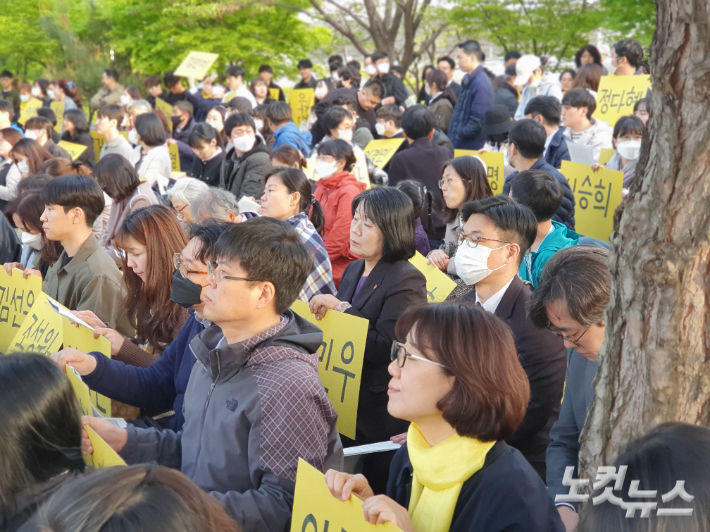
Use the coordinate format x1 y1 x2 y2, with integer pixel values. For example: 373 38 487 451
0 267 43 352
8 294 63 355
174 51 219 79
560 161 623 242
269 88 280 101
169 142 180 172
83 426 126 468
599 148 616 166
66 364 95 416
57 140 88 161
289 89 315 128
155 98 174 133
363 138 406 169
454 150 506 194
290 459 401 532
18 98 43 125
90 131 106 160
50 100 65 134
409 251 457 303
290 300 367 440
595 75 651 127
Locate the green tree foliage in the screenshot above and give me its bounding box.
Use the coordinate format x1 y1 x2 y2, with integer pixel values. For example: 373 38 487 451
600 0 655 46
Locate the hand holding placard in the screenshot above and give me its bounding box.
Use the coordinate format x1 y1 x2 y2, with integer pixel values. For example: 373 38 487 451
408 252 456 303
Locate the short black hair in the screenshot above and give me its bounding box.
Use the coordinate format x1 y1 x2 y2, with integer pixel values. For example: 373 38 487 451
461 196 537 264
524 96 562 126
509 119 546 159
436 56 455 70
613 115 644 140
265 102 292 125
346 59 361 70
36 107 57 125
322 106 352 136
174 100 193 118
328 54 344 65
376 104 403 127
225 96 253 113
40 175 105 226
224 112 256 137
186 221 233 264
94 153 140 202
297 59 313 69
510 170 563 222
332 93 358 113
633 97 650 114
98 104 123 126
63 109 90 134
394 179 428 219
504 51 521 62
317 139 356 172
214 217 312 314
144 75 162 88
371 51 389 63
188 122 218 148
0 70 13 79
25 116 54 138
561 88 596 120
258 65 273 74
135 113 166 147
458 40 484 62
330 62 343 73
0 100 14 117
104 69 119 82
614 39 644 68
225 65 245 80
401 105 435 140
362 77 386 99
351 187 416 262
163 71 180 88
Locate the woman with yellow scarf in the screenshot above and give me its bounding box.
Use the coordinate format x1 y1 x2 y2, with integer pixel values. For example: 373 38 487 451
325 303 565 532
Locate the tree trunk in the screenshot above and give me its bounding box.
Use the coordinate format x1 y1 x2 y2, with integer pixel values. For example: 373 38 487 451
579 0 710 477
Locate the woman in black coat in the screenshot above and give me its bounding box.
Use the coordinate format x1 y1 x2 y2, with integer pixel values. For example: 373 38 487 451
60 109 96 170
324 304 565 532
310 187 427 493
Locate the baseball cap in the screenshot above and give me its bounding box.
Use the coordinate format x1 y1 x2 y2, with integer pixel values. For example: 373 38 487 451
513 55 541 87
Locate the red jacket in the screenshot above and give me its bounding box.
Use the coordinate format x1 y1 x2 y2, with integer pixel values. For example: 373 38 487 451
314 171 367 287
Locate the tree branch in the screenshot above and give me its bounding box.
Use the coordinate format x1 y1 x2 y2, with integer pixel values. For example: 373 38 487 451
323 0 371 31
309 0 369 55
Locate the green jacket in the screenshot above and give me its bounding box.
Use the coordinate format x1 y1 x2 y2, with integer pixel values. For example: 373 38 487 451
519 220 579 289
89 83 124 110
43 234 134 337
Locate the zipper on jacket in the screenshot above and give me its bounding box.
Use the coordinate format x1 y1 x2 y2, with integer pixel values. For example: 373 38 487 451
204 354 221 410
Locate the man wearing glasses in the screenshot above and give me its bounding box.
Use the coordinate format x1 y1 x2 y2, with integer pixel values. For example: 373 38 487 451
528 245 609 532
457 195 567 481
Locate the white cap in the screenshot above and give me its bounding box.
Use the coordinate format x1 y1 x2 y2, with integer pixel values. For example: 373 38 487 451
513 55 541 87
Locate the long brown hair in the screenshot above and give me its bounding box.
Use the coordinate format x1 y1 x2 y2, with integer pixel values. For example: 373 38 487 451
572 63 603 93
9 138 53 174
115 206 188 348
40 157 92 177
6 191 63 266
441 156 493 223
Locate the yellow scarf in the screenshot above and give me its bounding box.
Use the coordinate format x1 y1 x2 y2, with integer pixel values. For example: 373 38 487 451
407 423 495 532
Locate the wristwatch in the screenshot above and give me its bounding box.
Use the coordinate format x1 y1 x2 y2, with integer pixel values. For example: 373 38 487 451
336 301 352 313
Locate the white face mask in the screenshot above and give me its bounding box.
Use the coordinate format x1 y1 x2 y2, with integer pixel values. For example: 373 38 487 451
425 84 431 96
454 241 509 285
31 86 41 97
337 128 353 143
17 160 29 174
603 57 617 75
20 94 30 103
528 77 542 89
254 119 264 132
316 160 338 180
377 62 390 74
233 133 256 153
128 129 139 145
207 118 223 132
315 86 328 100
24 130 39 141
375 122 386 136
332 72 340 82
616 140 641 161
21 231 42 250
365 64 378 76
120 94 131 105
47 89 57 100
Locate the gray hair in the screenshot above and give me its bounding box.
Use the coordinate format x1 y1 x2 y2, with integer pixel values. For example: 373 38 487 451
167 178 209 206
190 188 240 222
126 99 152 113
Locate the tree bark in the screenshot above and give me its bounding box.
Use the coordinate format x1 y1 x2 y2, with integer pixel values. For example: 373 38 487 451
579 0 710 477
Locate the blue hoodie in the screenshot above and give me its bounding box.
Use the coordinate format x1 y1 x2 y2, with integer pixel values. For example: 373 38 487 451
519 220 579 289
272 121 312 156
83 311 206 431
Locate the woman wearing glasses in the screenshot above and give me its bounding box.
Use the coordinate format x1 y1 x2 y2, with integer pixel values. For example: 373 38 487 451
94 153 158 265
426 156 492 277
167 177 209 227
325 303 565 532
309 187 427 494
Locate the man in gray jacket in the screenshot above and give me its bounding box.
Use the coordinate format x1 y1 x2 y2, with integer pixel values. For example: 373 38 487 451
528 245 610 532
84 217 343 532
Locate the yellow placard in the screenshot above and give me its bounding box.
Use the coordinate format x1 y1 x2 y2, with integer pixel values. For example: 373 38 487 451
155 98 174 134
291 459 401 532
269 88 280 101
90 131 106 160
169 142 180 172
50 100 65 134
174 51 219 79
599 148 616 166
454 150 506 194
7 294 63 355
560 161 623 242
57 140 88 161
289 88 315 128
408 251 457 303
66 364 94 416
0 267 43 352
18 97 43 125
595 75 651 127
363 138 406 169
83 425 126 468
290 300 367 440
62 316 112 416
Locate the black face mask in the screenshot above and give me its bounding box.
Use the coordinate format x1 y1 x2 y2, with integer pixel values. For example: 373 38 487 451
170 270 203 308
171 115 183 127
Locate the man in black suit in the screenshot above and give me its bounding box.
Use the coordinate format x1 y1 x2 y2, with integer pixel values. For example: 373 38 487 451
457 196 567 480
527 245 609 532
437 56 462 97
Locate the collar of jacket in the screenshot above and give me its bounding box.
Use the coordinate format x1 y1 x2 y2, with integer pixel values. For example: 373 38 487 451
548 128 564 148
461 65 485 87
337 258 393 309
190 310 323 382
317 170 359 189
57 234 100 275
492 275 524 320
226 135 270 163
530 156 551 171
409 136 434 149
